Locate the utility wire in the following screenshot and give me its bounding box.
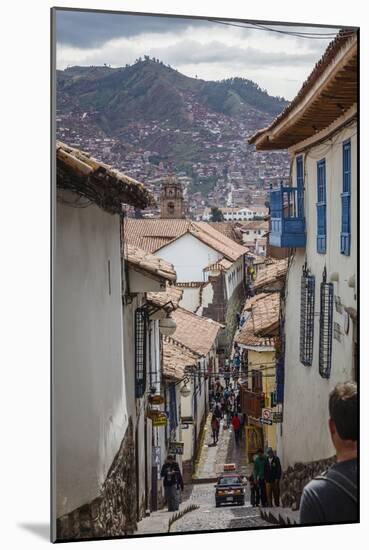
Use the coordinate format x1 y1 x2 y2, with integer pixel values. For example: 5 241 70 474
207 19 355 40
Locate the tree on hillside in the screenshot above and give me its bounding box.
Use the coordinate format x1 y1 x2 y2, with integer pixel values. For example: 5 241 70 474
210 207 224 222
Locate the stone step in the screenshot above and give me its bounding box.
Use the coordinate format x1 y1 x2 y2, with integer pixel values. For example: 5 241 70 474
259 506 299 526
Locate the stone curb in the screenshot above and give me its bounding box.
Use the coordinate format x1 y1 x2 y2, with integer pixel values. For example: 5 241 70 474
167 504 200 532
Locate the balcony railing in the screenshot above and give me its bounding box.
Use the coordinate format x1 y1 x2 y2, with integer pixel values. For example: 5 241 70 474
269 184 306 248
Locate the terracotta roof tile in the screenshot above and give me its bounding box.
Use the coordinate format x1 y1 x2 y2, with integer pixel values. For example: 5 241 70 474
235 293 280 348
146 285 183 311
57 141 154 212
208 222 244 244
162 337 198 381
171 307 224 356
249 30 357 149
124 219 247 261
253 259 288 290
125 243 176 282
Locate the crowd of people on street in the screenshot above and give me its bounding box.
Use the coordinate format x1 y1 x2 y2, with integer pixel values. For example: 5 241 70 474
209 371 245 446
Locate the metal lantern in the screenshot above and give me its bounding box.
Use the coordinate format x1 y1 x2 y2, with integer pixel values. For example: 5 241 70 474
159 316 177 336
180 382 191 398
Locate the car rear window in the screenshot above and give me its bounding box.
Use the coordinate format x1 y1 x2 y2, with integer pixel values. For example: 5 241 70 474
218 476 240 485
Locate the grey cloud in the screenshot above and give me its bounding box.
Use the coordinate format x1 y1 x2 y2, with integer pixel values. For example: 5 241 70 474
54 9 216 49
151 40 325 69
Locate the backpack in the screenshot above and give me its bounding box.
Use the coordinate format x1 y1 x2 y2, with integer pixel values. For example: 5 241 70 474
315 468 357 505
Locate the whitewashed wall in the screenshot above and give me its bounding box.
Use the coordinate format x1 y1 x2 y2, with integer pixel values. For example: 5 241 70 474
54 195 128 517
196 282 214 316
279 121 357 468
225 257 244 299
154 233 221 282
179 287 201 312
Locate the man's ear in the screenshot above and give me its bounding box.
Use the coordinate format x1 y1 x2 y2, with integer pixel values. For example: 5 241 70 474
328 417 336 436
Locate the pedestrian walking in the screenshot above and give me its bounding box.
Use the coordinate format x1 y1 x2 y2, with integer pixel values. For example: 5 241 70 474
224 365 231 388
160 455 184 512
299 382 358 524
253 448 267 506
236 311 241 328
231 412 241 445
264 447 282 507
214 402 222 420
211 414 220 445
248 474 260 507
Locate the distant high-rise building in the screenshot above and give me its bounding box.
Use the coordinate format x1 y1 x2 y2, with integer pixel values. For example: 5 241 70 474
160 175 186 218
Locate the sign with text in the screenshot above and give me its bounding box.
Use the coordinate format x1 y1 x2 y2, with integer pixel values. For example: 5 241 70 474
259 417 273 426
272 412 283 423
169 441 184 455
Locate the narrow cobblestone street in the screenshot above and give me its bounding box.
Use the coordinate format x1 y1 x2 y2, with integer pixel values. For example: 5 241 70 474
171 413 271 532
136 411 273 535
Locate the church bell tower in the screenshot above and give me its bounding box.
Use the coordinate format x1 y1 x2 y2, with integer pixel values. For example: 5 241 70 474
160 175 186 219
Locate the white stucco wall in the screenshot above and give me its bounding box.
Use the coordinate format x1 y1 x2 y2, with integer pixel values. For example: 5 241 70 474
54 196 128 517
280 121 357 468
196 282 214 316
225 257 244 299
179 287 201 312
154 233 221 282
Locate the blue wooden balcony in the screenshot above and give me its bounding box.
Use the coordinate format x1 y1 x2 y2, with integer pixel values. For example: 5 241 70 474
269 184 306 248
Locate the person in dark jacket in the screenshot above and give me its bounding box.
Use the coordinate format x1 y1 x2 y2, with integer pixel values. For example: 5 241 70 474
253 448 267 506
160 455 184 511
264 447 282 506
248 474 260 507
299 382 358 524
211 414 220 444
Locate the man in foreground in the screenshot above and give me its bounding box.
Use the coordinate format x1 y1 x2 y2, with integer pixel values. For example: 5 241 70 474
299 382 358 524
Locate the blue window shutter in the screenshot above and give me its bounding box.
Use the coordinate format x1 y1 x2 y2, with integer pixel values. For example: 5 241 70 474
296 155 304 217
341 140 351 256
316 160 327 253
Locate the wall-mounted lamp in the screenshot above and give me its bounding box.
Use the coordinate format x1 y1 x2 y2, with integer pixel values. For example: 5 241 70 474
159 315 177 336
180 382 191 398
330 272 339 283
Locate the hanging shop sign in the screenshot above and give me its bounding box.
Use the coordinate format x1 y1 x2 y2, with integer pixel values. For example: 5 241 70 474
259 418 273 425
148 394 165 405
272 412 283 423
152 414 168 427
147 410 168 426
168 441 184 455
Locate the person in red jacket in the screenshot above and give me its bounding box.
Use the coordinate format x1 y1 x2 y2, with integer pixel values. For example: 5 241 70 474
231 413 241 446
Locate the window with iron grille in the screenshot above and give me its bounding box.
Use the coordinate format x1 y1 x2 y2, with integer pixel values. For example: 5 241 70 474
316 159 327 253
135 307 148 397
300 270 315 366
319 269 334 378
341 140 351 256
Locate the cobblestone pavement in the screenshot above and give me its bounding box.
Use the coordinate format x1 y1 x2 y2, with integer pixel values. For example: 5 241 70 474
172 408 273 533
171 483 272 532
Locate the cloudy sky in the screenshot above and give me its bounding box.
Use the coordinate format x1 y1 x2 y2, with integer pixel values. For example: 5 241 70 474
55 10 344 100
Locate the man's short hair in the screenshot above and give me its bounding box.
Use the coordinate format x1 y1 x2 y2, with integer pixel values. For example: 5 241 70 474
329 382 357 440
